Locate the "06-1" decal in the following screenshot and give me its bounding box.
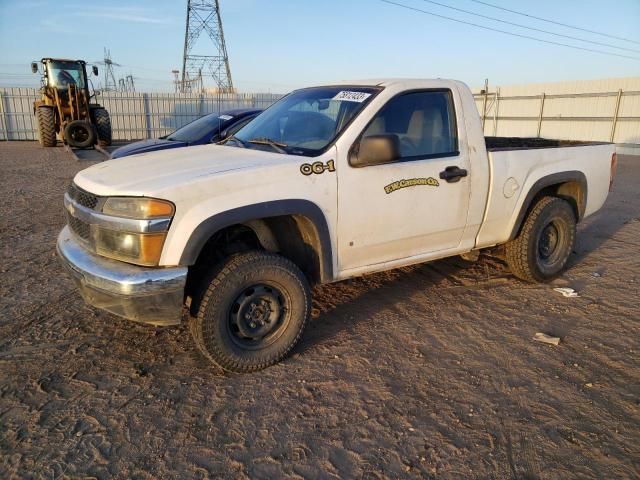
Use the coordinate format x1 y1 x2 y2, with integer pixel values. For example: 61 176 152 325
300 160 336 176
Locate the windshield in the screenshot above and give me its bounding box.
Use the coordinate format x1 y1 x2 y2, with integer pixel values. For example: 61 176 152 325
230 86 380 156
166 113 228 142
47 61 86 89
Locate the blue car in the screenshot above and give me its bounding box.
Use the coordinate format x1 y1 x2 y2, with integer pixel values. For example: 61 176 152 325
110 108 262 159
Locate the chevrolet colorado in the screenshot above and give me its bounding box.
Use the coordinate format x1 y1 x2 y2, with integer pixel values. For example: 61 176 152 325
57 79 617 372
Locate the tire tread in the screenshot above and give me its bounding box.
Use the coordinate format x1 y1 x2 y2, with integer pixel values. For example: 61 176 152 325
92 108 112 147
36 107 56 147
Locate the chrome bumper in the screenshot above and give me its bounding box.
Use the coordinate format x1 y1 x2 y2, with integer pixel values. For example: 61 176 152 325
56 226 188 326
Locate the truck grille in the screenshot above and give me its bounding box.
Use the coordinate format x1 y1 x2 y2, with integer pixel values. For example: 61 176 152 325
67 183 99 210
67 211 91 241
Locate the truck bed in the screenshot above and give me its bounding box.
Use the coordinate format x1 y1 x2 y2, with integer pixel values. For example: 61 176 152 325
485 137 608 152
477 140 615 249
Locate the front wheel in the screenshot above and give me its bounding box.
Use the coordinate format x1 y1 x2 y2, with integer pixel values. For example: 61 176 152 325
190 251 311 372
92 108 112 147
506 196 576 283
36 106 57 147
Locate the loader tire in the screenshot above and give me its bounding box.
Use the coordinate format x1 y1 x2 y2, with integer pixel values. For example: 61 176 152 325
92 108 112 147
189 251 311 373
505 196 576 283
64 120 96 149
36 106 56 147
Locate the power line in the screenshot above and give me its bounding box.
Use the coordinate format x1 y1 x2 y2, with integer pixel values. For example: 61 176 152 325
469 0 640 46
420 0 640 54
380 0 640 61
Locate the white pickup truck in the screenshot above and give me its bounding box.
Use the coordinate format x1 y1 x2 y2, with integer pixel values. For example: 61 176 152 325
57 79 617 372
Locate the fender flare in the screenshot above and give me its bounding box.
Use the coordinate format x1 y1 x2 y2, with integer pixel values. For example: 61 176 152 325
179 199 334 280
509 170 588 240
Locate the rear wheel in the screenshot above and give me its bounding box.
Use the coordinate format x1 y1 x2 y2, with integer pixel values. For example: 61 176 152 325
36 106 56 147
505 196 576 283
64 120 96 149
189 251 311 372
92 108 112 147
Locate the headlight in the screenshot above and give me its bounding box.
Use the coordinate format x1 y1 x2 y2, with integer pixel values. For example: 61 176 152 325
102 197 175 219
91 227 167 266
91 197 175 266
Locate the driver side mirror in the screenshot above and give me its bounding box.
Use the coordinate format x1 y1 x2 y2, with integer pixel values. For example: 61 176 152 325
349 134 400 168
92 65 99 76
31 62 38 74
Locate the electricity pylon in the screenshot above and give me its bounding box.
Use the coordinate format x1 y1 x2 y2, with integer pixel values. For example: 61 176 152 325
181 0 233 93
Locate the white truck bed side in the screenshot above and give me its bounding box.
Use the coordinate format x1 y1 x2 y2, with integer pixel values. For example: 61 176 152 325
475 143 615 248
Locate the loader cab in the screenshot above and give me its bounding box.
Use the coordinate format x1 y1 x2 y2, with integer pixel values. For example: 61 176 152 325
41 59 89 94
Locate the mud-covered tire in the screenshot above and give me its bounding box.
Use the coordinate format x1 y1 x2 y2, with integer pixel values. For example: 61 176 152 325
64 120 96 149
92 108 112 146
36 106 56 147
189 251 311 373
506 196 576 283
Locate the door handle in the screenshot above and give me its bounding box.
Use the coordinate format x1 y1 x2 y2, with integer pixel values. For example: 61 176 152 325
439 166 468 183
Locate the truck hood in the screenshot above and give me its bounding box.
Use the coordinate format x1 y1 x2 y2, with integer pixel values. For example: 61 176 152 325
74 144 291 196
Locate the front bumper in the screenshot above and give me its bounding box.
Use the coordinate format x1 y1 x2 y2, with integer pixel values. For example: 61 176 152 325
57 226 188 326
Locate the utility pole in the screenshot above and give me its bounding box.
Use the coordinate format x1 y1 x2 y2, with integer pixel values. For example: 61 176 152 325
181 0 233 93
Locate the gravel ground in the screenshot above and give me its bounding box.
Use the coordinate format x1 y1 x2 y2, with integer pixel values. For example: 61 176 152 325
0 142 638 479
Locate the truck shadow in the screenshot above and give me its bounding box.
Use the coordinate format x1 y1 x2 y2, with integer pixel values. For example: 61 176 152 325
296 253 511 354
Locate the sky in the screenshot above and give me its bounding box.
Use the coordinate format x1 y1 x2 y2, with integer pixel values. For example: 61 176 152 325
0 0 638 93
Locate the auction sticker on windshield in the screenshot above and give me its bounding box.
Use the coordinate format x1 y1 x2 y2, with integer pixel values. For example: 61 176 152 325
218 114 234 120
332 91 372 103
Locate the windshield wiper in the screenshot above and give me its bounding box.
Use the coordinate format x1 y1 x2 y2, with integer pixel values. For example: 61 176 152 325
223 135 246 148
248 137 288 154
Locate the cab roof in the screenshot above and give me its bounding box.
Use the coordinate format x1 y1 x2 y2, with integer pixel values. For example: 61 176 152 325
41 58 86 64
330 78 454 87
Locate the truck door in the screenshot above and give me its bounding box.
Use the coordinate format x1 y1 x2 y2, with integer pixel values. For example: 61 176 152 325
337 89 471 273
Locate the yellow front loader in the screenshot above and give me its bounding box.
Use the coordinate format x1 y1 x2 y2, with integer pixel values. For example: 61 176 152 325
32 58 112 148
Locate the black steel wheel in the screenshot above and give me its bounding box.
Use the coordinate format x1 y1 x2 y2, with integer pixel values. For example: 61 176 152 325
506 196 576 283
190 251 311 372
227 283 291 350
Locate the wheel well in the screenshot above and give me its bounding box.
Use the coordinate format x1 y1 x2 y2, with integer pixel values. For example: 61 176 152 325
510 174 587 241
536 180 585 220
185 214 326 313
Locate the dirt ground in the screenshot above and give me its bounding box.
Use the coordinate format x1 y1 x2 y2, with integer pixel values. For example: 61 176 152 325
0 142 638 479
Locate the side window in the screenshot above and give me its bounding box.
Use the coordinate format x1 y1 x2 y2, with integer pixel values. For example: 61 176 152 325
361 90 458 160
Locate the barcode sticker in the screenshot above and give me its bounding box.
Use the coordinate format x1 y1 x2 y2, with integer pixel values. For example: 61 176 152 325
332 91 372 103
